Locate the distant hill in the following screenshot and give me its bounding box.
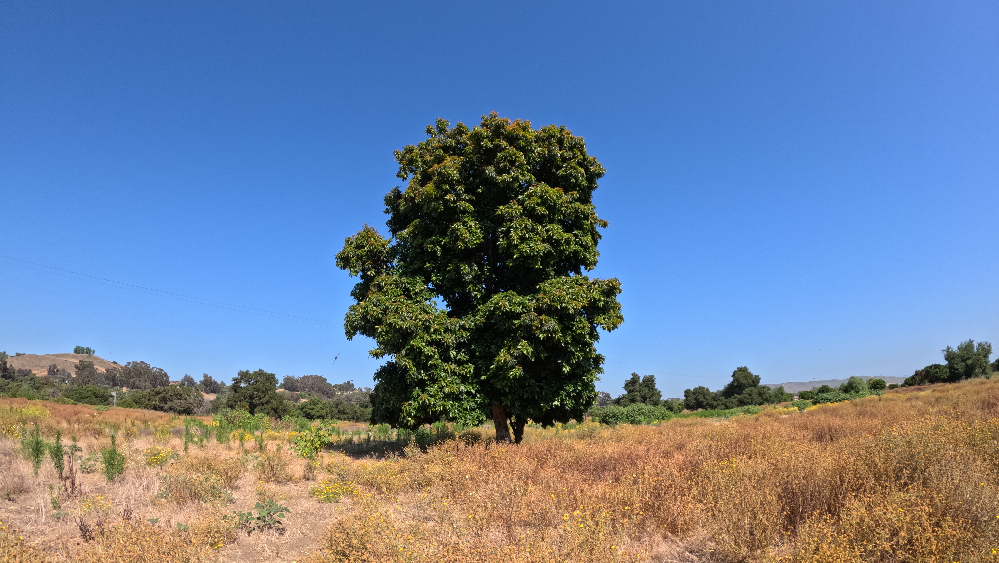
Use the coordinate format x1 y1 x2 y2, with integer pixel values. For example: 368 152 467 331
764 375 907 394
7 353 120 377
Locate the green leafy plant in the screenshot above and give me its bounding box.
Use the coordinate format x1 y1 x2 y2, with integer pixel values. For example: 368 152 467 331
22 423 47 476
49 430 65 479
234 500 290 535
101 434 126 481
80 453 100 474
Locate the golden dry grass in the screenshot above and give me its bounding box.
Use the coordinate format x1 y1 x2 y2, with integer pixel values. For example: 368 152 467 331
1 378 999 562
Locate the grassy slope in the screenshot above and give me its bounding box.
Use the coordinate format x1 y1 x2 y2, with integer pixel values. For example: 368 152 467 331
7 353 120 377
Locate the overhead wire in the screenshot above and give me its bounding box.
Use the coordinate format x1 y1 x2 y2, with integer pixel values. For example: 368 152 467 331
0 253 335 327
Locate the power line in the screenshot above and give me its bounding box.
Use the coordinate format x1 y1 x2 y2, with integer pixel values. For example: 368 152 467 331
0 253 335 327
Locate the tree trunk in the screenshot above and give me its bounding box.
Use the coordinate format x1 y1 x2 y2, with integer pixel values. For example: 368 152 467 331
492 403 511 443
511 416 526 444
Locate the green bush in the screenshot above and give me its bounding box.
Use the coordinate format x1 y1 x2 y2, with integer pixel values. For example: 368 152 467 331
790 399 813 411
866 378 887 391
101 434 126 481
590 403 677 425
122 385 204 415
64 385 112 406
839 376 868 394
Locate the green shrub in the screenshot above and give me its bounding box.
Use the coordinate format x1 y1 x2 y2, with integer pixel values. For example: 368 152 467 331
123 385 204 415
839 376 869 394
64 385 112 406
101 434 126 481
49 430 65 479
790 399 813 411
590 403 678 425
867 378 887 391
21 424 47 476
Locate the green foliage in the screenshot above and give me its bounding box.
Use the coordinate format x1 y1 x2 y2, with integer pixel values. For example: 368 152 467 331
614 373 663 406
944 339 992 381
887 383 900 390
867 378 887 391
683 386 721 410
798 390 816 401
199 373 224 394
80 453 100 474
589 403 677 424
295 396 371 422
682 367 792 410
904 364 950 387
49 430 65 479
226 369 290 418
839 376 868 394
0 351 11 380
101 434 126 481
121 385 204 415
337 114 623 443
179 374 196 387
790 399 813 411
73 346 95 355
22 423 47 476
814 384 835 394
234 500 290 535
64 385 112 406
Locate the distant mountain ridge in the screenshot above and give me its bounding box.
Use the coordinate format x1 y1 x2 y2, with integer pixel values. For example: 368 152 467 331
7 353 119 377
763 375 907 394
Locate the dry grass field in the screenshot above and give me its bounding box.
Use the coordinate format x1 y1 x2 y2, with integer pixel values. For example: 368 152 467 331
2 378 999 562
7 354 120 377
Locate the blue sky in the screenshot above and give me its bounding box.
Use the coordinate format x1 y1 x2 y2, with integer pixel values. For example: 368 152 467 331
1 1 996 398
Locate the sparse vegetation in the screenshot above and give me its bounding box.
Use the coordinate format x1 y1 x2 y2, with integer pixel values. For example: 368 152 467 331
0 375 996 562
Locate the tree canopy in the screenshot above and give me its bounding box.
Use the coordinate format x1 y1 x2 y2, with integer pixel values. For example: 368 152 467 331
225 369 289 418
337 114 623 443
682 367 791 410
944 339 992 381
615 373 663 406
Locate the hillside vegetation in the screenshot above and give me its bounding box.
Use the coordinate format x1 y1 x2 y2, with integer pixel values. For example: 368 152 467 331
0 377 998 562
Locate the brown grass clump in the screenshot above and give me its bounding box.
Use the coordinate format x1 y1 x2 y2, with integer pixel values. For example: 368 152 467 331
253 449 291 483
70 517 213 563
0 519 49 563
172 451 244 489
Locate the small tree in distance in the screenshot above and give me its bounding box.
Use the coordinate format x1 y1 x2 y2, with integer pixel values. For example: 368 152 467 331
944 340 992 381
615 373 663 406
867 378 887 391
199 374 224 394
226 369 290 418
180 374 196 387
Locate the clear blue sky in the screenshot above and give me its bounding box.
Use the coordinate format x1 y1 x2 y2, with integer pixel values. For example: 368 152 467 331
1 1 996 398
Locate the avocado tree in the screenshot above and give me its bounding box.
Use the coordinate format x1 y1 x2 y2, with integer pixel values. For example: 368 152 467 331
336 114 623 443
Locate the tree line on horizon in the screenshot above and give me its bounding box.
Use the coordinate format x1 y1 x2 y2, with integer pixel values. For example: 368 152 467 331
0 351 371 421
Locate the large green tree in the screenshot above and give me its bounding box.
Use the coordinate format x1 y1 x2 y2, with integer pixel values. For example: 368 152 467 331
337 114 623 443
225 369 289 418
943 339 992 381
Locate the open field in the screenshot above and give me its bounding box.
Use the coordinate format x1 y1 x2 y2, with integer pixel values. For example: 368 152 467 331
1 379 999 562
